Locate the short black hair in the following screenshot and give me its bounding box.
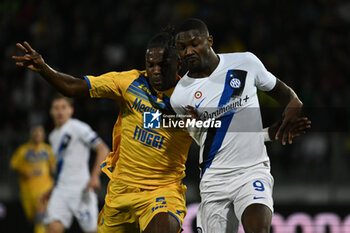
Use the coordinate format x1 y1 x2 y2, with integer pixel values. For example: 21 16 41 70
52 93 74 106
146 27 178 58
177 18 209 35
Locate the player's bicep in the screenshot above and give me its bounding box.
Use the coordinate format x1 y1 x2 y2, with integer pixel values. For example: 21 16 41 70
92 140 108 154
84 74 119 100
85 71 136 101
72 77 90 97
265 78 295 106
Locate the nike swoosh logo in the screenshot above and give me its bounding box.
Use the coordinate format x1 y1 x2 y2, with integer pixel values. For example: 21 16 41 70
195 97 206 109
253 196 265 200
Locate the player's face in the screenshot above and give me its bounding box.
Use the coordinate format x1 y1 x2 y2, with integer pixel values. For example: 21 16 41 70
50 98 74 127
145 47 178 91
175 29 212 72
31 127 45 144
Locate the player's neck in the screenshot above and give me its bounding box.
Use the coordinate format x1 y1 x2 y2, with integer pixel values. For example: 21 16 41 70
55 118 70 129
30 141 41 147
188 52 219 78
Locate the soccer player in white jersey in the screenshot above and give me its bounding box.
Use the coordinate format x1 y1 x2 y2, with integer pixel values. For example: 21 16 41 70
171 18 305 233
45 95 109 233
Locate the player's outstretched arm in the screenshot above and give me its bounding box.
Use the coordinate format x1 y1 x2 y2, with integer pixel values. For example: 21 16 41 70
86 141 110 191
266 79 304 145
12 41 89 97
267 117 311 144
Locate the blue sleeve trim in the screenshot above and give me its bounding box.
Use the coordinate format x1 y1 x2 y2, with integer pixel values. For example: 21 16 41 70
100 162 107 169
84 76 92 89
90 136 99 145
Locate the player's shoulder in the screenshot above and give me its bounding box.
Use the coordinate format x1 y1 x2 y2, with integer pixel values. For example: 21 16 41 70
69 118 91 130
118 69 143 78
175 71 199 87
16 142 31 152
171 77 188 97
170 79 191 107
91 69 143 81
38 142 53 153
111 69 144 80
220 51 258 63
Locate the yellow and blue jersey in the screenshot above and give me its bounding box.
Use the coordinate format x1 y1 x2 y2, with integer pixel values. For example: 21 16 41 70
11 142 55 195
84 70 192 195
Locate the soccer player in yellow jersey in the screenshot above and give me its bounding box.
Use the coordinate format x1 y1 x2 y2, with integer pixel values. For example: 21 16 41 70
11 125 56 233
12 32 192 233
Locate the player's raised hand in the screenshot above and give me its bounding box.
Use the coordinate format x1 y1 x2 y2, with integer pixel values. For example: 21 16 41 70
12 41 45 72
269 117 311 145
288 117 311 139
275 98 303 145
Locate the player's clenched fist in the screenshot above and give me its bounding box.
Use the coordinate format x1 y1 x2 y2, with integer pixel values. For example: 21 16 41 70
12 41 45 72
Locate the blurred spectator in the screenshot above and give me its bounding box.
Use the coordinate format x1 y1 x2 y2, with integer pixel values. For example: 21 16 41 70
10 126 56 233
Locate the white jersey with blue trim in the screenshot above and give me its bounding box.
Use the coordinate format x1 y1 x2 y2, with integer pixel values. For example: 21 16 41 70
49 118 101 193
171 52 277 179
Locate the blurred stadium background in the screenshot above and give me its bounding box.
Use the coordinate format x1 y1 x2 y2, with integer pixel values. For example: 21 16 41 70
1 0 349 232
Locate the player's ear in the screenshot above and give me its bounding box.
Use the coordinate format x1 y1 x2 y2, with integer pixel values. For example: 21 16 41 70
69 106 74 116
207 35 213 48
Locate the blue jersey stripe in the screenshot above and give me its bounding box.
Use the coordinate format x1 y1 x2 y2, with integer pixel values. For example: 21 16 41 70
218 70 235 107
201 70 237 176
161 93 173 111
201 113 234 176
128 89 150 101
55 159 64 183
129 84 149 99
54 134 70 184
128 89 166 109
128 84 168 109
133 75 173 112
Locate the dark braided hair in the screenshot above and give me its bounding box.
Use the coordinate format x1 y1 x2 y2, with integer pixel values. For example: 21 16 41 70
146 25 178 59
